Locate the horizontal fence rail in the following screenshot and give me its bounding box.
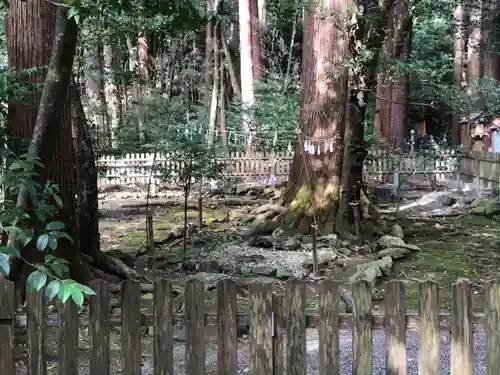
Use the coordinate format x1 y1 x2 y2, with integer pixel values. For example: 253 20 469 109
1 278 500 375
96 149 460 190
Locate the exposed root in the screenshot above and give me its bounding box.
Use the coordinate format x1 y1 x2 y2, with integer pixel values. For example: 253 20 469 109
88 251 146 281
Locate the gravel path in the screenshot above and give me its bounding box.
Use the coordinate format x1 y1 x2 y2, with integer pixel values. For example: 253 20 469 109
163 328 486 375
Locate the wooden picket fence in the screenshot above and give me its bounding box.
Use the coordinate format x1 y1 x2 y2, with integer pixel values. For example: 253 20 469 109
1 278 498 375
97 150 458 189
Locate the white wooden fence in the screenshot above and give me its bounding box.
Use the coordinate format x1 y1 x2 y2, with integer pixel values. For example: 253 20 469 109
96 150 459 190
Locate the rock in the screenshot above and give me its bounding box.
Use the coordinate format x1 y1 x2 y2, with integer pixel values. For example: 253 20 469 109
248 235 274 248
283 236 302 251
225 245 246 256
276 266 293 279
186 273 232 290
377 235 405 248
489 240 500 250
198 260 220 273
318 250 339 264
317 234 341 248
234 254 266 263
349 257 393 286
378 256 393 275
485 200 500 216
181 259 197 272
400 243 422 252
252 264 277 276
338 248 353 256
436 194 457 207
469 199 500 216
378 248 409 260
135 255 150 267
390 224 404 239
236 183 265 196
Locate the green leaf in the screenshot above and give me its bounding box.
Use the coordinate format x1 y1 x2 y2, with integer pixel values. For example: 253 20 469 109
0 253 10 276
58 283 71 303
50 263 64 278
45 254 56 263
8 162 22 170
22 228 34 247
26 271 47 293
68 6 78 19
53 194 63 209
36 234 49 251
77 284 96 296
45 221 65 231
0 245 20 257
50 231 74 243
46 280 60 301
48 237 58 251
70 286 84 306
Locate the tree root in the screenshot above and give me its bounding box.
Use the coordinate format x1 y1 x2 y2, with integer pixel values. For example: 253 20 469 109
88 251 145 281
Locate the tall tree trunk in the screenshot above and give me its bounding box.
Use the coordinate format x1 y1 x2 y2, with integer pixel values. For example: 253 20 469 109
389 0 412 150
204 0 214 110
452 2 465 145
465 1 482 149
104 42 124 147
70 78 100 262
86 41 110 148
239 0 261 154
373 7 395 147
5 1 87 295
282 0 349 234
208 20 221 146
482 0 499 80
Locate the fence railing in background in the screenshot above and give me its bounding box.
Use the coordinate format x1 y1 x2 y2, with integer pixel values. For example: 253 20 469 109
460 150 500 189
97 149 458 190
0 278 499 374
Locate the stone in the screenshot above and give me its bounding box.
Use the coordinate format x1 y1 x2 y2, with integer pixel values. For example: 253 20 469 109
198 260 220 273
186 273 232 290
234 254 266 263
400 243 422 252
252 264 277 276
489 240 500 250
485 200 500 216
390 224 404 239
283 236 301 251
436 194 457 207
236 183 265 196
377 235 405 248
378 248 409 260
338 248 353 256
276 266 293 279
181 259 197 272
317 234 341 248
318 250 339 264
248 235 274 248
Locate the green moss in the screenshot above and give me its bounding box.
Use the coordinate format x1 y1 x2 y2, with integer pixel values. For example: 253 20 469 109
395 214 500 309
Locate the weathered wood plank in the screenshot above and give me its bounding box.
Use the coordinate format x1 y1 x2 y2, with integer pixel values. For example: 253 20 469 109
9 310 489 330
89 280 110 375
185 279 205 375
318 280 340 375
286 280 307 375
352 281 372 375
272 294 285 375
27 288 46 375
58 298 78 375
0 280 15 375
418 281 439 375
450 279 473 375
121 280 142 375
249 282 273 375
385 281 406 375
153 278 173 375
486 279 500 375
217 279 237 375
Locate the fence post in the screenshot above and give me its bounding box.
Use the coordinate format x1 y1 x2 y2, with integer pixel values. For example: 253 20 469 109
485 280 500 375
58 298 78 375
121 280 142 375
352 281 372 375
153 279 173 375
27 288 47 375
385 281 406 375
0 280 15 375
89 280 110 375
185 279 205 375
418 281 439 375
249 282 273 375
450 279 473 375
217 279 237 375
318 280 340 375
